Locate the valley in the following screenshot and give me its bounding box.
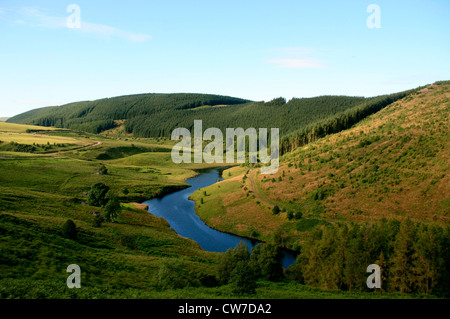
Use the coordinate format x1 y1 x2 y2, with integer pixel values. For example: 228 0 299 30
0 81 449 298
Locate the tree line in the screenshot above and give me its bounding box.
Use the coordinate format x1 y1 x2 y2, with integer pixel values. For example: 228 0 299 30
279 91 414 154
287 218 450 296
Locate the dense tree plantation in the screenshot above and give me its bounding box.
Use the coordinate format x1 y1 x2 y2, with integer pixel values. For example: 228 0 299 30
287 218 450 296
8 89 418 153
7 94 251 134
279 90 415 154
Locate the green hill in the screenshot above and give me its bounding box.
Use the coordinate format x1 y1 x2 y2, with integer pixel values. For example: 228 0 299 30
8 90 416 144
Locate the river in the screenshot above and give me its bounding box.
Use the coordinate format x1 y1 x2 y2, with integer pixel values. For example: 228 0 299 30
143 167 297 269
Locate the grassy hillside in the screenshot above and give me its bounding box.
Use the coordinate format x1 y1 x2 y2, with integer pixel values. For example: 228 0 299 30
0 122 411 299
189 81 450 296
193 81 449 247
2 82 448 298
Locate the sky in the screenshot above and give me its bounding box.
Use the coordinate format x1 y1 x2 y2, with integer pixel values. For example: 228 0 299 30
0 0 449 117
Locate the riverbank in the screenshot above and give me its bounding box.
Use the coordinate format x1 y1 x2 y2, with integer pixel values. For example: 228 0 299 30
143 167 297 268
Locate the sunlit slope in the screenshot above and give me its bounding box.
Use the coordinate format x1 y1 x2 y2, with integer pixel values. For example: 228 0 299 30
192 81 449 247
265 81 450 224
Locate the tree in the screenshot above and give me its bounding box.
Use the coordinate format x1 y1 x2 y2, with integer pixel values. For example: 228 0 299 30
272 205 280 215
87 183 110 207
250 243 284 281
97 164 108 175
411 224 443 294
287 211 294 220
104 193 121 222
217 242 250 285
230 260 257 295
62 219 77 240
389 218 416 293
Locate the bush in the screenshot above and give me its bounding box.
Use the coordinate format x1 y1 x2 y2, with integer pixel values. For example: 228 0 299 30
62 220 77 240
156 258 191 290
287 211 294 220
121 187 129 195
250 243 284 281
97 164 108 175
272 205 280 215
92 215 104 227
230 260 257 295
104 194 121 222
217 242 250 285
87 183 110 207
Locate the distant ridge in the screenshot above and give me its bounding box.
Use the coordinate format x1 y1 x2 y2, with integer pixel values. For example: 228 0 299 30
7 87 422 147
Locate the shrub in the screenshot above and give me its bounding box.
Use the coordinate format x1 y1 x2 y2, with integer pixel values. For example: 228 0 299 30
62 220 77 240
156 258 191 290
104 194 121 222
87 183 110 207
272 205 280 215
287 211 294 220
230 260 257 295
93 214 104 227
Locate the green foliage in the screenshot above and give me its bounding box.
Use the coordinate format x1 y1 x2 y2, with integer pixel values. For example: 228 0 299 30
8 93 250 134
272 205 280 215
250 243 284 281
287 211 294 220
121 187 129 195
280 90 413 154
92 214 104 227
294 218 450 296
97 164 108 175
0 141 36 153
156 258 193 290
61 219 77 240
104 194 121 222
87 183 110 207
230 260 257 295
216 242 250 285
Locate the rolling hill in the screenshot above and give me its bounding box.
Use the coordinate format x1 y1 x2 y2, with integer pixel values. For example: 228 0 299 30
192 80 450 244
1 81 449 298
7 90 416 144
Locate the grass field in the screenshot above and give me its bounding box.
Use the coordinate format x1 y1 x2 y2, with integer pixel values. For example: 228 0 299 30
0 122 92 153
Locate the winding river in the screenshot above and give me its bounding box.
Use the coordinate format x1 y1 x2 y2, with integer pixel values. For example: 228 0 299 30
143 167 297 269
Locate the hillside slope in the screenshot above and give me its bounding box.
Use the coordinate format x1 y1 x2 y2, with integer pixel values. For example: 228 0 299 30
8 90 414 141
192 81 449 246
7 93 251 134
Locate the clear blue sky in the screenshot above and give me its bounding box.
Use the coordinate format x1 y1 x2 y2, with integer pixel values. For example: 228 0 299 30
1 0 449 117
